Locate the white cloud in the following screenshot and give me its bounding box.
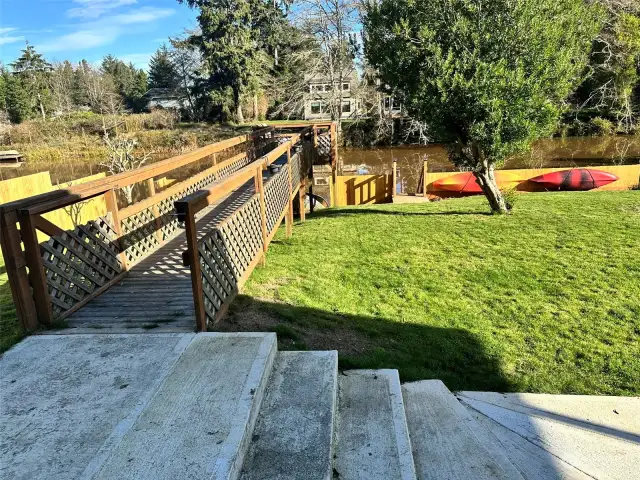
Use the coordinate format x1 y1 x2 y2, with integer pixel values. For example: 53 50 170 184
0 27 24 46
38 7 176 53
67 0 138 19
0 36 26 46
108 8 175 26
39 30 118 52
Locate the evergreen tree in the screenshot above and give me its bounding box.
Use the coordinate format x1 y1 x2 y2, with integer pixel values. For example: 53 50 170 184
4 73 32 123
10 42 53 119
149 45 179 89
72 60 91 107
177 0 288 122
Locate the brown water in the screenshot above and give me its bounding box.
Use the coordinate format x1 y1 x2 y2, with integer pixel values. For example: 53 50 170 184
341 135 640 194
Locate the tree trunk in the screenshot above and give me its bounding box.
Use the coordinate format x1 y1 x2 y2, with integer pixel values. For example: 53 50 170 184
234 87 244 124
253 94 259 121
474 161 508 214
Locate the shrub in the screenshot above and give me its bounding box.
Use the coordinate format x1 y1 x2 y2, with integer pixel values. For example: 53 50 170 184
590 117 615 136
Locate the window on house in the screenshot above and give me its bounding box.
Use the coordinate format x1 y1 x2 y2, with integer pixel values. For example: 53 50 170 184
342 83 350 91
323 84 331 92
311 102 322 114
342 101 351 113
384 97 391 110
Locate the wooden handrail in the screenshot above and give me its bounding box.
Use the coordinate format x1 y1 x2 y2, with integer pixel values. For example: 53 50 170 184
119 152 248 219
4 127 275 215
175 130 308 220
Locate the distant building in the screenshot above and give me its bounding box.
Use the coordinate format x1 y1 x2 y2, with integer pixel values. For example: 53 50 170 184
303 73 362 120
144 88 185 111
303 74 403 120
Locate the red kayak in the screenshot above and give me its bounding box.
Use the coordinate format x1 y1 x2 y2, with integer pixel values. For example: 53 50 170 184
433 171 522 194
529 169 618 191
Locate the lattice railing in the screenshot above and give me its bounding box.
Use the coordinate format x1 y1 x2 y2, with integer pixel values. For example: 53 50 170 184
290 152 302 190
197 195 264 325
264 166 290 234
318 133 331 159
121 154 253 264
40 217 124 318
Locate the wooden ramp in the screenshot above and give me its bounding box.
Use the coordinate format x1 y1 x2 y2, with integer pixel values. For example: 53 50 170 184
0 124 335 335
64 180 258 332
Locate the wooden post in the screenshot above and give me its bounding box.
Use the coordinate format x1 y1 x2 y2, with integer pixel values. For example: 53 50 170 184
255 165 268 257
313 125 318 147
392 159 397 200
146 178 163 243
286 147 293 238
17 210 53 326
0 209 39 331
298 180 306 222
330 122 339 174
183 201 207 332
104 189 128 271
423 160 428 198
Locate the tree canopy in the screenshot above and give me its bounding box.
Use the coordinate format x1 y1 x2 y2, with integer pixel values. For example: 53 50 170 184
149 45 180 90
364 0 605 212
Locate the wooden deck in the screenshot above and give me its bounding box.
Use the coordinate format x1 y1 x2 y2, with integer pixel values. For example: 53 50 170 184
63 182 258 332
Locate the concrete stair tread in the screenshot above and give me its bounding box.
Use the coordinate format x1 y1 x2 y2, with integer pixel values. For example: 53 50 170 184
457 392 640 480
402 380 523 480
240 351 338 480
335 369 416 480
460 403 592 480
91 332 276 480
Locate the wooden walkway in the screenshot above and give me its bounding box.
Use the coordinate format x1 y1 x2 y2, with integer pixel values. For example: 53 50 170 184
1 124 335 334
63 180 259 332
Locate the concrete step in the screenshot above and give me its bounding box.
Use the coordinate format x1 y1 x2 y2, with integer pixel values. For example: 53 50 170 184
334 370 416 480
457 392 640 480
240 351 338 480
90 332 277 480
402 380 523 480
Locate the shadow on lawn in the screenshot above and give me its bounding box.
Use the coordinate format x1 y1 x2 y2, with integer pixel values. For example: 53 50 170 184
311 208 492 218
221 295 512 393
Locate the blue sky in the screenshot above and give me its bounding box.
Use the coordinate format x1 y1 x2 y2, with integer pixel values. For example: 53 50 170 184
0 0 198 70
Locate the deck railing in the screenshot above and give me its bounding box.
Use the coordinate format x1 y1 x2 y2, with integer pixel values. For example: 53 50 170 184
176 129 314 330
0 123 334 333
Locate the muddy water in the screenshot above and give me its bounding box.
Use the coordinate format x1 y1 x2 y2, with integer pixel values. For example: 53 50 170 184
340 135 640 194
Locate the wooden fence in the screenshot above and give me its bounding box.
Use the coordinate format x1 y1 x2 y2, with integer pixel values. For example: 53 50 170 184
0 126 295 331
176 131 313 330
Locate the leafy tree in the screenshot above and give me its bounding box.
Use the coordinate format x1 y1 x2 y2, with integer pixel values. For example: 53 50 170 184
149 45 179 89
4 73 31 123
177 0 288 122
101 55 148 112
364 0 604 213
574 2 640 131
10 43 53 119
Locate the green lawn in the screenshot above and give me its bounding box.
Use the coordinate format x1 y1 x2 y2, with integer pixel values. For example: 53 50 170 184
223 191 640 395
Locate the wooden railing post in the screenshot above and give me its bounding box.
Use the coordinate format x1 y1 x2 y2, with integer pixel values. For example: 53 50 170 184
330 122 339 174
313 125 318 147
255 165 268 257
299 180 306 222
0 209 39 331
104 189 128 271
286 147 293 238
182 201 207 332
392 159 398 200
146 178 163 243
17 210 53 326
423 160 428 197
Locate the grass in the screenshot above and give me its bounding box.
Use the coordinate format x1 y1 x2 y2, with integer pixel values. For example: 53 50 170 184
223 191 640 395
